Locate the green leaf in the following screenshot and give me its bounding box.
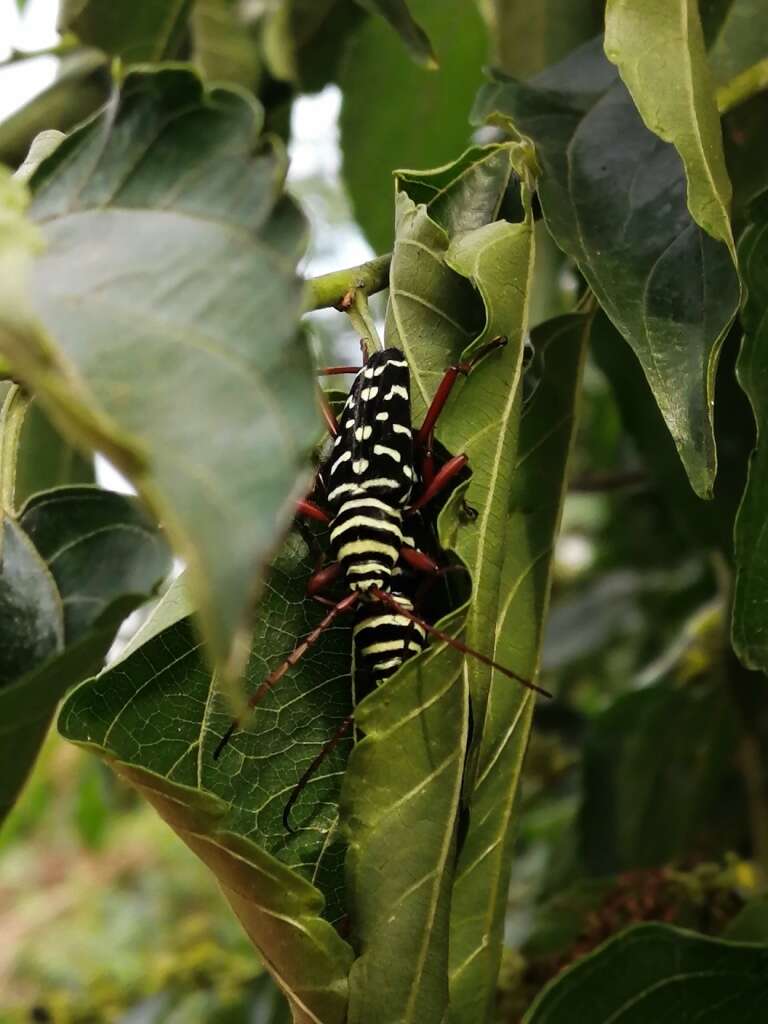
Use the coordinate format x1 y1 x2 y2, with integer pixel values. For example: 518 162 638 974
20 486 170 642
590 311 751 556
342 144 583 1024
0 514 63 688
485 0 603 78
59 528 355 1021
341 627 468 1024
733 196 768 671
724 92 768 229
0 50 108 169
723 894 768 942
12 399 94 507
58 0 193 62
579 680 741 874
352 0 437 67
473 38 741 498
339 0 488 250
605 0 736 257
0 68 316 682
191 0 261 88
708 0 768 88
263 0 338 83
0 488 170 825
524 922 768 1022
448 314 587 1024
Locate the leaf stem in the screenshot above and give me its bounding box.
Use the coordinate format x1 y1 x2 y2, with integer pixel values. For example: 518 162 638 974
717 58 768 115
1 38 81 65
305 254 391 311
0 384 31 512
347 290 384 354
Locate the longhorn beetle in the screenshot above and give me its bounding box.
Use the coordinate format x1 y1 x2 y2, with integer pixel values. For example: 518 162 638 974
214 343 549 827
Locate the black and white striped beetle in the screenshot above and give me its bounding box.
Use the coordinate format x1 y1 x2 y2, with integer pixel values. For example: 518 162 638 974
214 344 549 826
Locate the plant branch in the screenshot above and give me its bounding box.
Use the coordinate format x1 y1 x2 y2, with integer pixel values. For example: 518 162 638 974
2 39 80 65
717 58 768 114
306 254 391 311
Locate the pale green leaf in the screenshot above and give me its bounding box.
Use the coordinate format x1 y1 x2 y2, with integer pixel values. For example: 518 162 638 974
0 68 317 681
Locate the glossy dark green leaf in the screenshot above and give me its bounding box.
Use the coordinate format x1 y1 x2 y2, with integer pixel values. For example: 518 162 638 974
605 0 736 256
0 487 170 826
0 49 108 169
590 311 752 557
1 68 316 681
58 0 193 62
0 515 62 688
353 0 436 66
487 0 603 78
339 0 488 250
59 529 355 1021
20 486 170 642
733 197 768 671
473 38 741 498
524 923 768 1022
579 680 742 874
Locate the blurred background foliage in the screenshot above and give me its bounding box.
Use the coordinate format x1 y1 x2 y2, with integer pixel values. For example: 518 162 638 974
2 0 768 1021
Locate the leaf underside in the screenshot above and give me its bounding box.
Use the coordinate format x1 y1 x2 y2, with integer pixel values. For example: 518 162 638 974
1 67 318 679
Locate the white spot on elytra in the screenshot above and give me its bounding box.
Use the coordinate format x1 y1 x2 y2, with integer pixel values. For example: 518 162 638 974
353 458 369 474
361 387 379 401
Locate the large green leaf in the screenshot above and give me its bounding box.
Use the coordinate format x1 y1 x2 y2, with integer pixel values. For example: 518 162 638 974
0 68 317 681
59 528 355 1022
0 486 170 825
733 195 768 671
339 0 488 250
474 38 741 498
579 680 742 874
340 144 580 1024
12 398 94 507
524 923 768 1022
58 0 193 62
707 0 768 87
605 0 736 256
486 0 603 78
447 315 587 1024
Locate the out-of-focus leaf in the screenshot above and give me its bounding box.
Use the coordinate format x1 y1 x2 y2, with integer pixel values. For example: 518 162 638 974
339 0 488 250
0 68 316 682
707 0 768 86
733 196 768 671
486 0 603 78
13 129 65 185
353 0 436 66
0 487 170 826
605 0 736 256
13 399 94 507
524 923 768 1022
723 91 768 228
579 681 741 874
191 0 261 88
59 528 354 1020
58 0 193 62
723 894 768 942
261 0 366 93
0 49 108 171
474 39 741 498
